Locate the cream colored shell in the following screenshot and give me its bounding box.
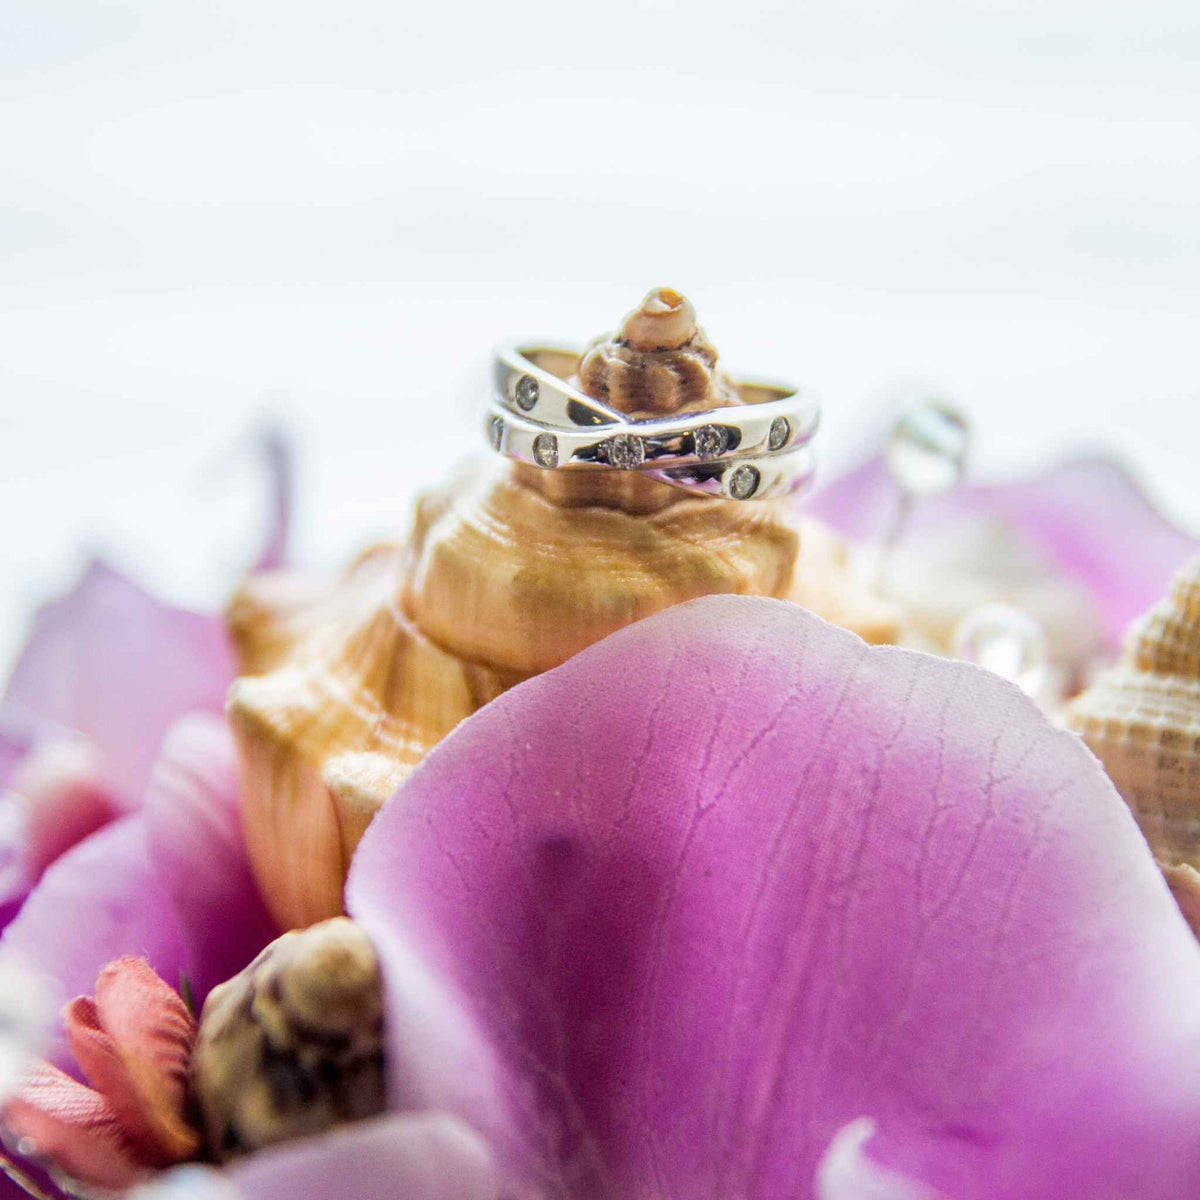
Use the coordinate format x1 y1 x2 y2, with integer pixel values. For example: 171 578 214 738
228 288 900 929
1065 557 1200 870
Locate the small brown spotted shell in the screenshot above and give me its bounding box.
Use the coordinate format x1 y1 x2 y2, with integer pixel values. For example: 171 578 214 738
189 918 386 1161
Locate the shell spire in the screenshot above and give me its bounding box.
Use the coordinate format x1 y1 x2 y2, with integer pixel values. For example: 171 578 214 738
576 286 742 417
1066 557 1200 890
1127 563 1200 677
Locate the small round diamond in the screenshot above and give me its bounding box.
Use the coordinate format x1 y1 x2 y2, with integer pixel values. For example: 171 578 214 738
488 415 504 451
693 424 728 461
768 416 790 452
532 432 559 469
515 374 539 412
728 464 761 500
605 434 645 471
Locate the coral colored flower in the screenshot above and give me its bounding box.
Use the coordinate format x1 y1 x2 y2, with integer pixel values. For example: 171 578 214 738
3 957 198 1189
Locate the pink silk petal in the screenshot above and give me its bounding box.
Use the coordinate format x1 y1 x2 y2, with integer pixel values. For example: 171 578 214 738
348 595 1200 1200
3 563 234 809
0 818 186 1071
227 1113 496 1200
3 740 114 892
92 957 198 1163
0 708 37 792
142 715 279 1001
2 1061 142 1189
805 455 1200 646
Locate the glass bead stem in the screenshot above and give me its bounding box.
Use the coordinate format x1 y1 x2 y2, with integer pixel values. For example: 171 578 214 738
873 488 915 593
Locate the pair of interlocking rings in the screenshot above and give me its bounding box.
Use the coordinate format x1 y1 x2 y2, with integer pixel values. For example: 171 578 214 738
484 345 820 501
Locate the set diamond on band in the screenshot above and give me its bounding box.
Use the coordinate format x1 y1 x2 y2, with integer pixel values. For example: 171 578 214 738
485 344 820 501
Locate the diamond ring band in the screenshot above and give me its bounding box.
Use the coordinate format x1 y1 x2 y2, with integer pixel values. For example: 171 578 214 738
485 344 820 502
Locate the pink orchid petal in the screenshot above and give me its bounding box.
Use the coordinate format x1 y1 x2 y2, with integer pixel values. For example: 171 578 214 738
0 818 186 1071
91 958 198 1163
227 1113 496 1200
1 740 114 900
2 1060 142 1189
806 455 1200 645
349 595 1200 1200
816 1120 940 1200
0 710 36 792
3 563 234 809
142 715 279 1000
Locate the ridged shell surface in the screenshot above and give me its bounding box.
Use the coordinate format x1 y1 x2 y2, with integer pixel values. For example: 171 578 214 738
1066 557 1200 868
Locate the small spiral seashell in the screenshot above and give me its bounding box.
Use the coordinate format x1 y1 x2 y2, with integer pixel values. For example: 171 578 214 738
1066 558 1200 871
189 918 386 1161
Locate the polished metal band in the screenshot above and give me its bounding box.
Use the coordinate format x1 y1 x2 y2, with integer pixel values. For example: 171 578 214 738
485 344 820 501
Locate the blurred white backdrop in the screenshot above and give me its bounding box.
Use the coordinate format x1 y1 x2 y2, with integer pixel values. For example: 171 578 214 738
2 0 1198 673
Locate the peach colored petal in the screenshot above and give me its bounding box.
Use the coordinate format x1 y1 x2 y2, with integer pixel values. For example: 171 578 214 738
92 957 198 1164
64 994 174 1167
3 1060 142 1189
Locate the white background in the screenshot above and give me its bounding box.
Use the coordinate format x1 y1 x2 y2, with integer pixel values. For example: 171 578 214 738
2 0 1198 675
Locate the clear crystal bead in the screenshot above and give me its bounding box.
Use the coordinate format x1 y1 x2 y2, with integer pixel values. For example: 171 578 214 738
886 402 969 497
728 464 761 500
605 434 645 471
532 433 559 469
693 424 728 461
951 603 1049 697
515 374 539 412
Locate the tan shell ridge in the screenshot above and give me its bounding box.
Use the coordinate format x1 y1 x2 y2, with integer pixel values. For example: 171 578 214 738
1065 556 1200 872
227 287 896 930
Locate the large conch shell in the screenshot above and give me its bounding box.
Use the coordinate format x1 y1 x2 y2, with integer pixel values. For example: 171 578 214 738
1065 557 1200 930
228 287 899 928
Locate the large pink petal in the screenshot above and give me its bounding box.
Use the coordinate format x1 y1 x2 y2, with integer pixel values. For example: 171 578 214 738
0 818 186 1070
227 1113 496 1200
142 715 278 1001
3 563 234 809
805 455 1200 645
121 1115 495 1200
349 595 1200 1200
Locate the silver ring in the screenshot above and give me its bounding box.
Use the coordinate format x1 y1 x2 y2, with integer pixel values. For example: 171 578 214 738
486 344 820 501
